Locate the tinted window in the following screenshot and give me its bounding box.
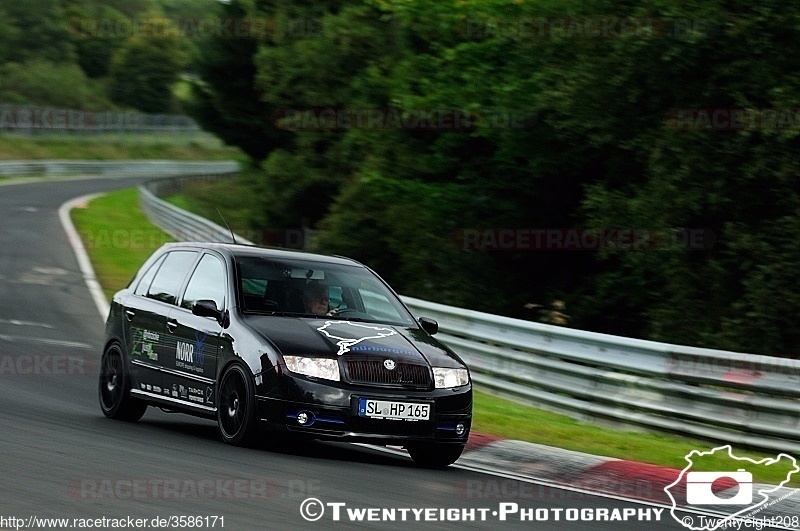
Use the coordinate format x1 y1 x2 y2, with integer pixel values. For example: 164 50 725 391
359 288 405 322
134 254 166 296
181 254 226 311
147 251 197 305
234 255 414 325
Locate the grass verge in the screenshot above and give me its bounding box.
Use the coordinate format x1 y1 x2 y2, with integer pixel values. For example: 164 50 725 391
0 132 244 161
71 188 800 486
70 189 173 300
472 390 798 485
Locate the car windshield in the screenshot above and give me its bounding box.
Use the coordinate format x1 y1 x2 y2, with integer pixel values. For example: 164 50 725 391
234 255 415 326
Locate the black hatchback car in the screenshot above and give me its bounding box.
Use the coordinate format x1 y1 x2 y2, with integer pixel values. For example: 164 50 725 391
99 242 472 467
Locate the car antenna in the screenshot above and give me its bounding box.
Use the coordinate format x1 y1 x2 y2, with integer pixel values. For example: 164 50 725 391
216 208 237 245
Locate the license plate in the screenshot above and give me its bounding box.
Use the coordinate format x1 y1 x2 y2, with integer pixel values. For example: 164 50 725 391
358 398 430 421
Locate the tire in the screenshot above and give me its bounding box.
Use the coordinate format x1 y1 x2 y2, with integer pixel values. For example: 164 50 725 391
407 443 465 468
98 343 147 421
217 364 258 446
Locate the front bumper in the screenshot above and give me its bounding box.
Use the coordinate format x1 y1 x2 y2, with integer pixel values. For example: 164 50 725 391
255 375 472 445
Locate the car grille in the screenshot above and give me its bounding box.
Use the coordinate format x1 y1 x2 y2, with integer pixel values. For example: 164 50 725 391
344 360 431 388
349 417 434 437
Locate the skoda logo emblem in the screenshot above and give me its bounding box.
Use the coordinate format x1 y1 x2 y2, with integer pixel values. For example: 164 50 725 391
383 359 396 370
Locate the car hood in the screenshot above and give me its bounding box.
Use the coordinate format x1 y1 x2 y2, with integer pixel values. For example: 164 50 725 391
242 316 465 368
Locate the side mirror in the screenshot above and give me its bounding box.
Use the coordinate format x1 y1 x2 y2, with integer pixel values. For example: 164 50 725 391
193 299 223 323
418 317 438 335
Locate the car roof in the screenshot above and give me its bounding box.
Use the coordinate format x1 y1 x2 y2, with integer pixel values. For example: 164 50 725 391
159 241 365 267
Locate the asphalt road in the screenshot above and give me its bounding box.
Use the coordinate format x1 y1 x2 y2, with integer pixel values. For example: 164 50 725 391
0 175 691 530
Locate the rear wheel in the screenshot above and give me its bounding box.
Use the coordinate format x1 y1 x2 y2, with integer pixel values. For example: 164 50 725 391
98 343 147 421
217 364 258 446
407 443 465 468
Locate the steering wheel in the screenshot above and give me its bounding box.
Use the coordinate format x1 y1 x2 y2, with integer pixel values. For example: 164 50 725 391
327 307 368 318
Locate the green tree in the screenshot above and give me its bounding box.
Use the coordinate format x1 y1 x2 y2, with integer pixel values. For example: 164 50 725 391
187 0 292 162
249 1 402 229
108 12 189 113
3 0 75 63
102 0 155 18
0 60 114 109
305 0 598 314
181 0 800 356
64 4 129 78
0 5 22 64
545 0 800 355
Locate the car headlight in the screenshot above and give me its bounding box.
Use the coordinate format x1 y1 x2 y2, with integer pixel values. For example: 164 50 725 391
283 356 340 381
433 367 469 388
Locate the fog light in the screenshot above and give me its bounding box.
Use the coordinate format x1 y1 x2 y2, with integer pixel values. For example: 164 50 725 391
455 422 466 437
297 411 311 425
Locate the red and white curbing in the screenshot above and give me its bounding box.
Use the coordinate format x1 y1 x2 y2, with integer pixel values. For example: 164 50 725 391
460 433 800 522
462 434 673 502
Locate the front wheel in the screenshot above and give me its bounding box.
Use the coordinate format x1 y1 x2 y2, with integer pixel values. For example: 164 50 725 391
217 364 258 446
407 443 465 468
98 343 147 421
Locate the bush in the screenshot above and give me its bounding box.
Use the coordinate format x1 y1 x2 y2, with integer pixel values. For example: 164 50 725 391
0 61 115 110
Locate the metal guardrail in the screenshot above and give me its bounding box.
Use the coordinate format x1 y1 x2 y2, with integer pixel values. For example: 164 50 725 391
139 174 800 453
400 297 800 453
139 176 250 244
0 160 239 177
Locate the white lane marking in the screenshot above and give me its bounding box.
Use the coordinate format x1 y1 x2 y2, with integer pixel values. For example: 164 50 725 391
16 267 71 285
0 333 93 349
0 319 54 329
32 267 69 275
58 193 109 320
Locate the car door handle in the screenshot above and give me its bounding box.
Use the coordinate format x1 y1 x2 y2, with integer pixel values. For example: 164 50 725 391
167 320 178 333
125 310 135 321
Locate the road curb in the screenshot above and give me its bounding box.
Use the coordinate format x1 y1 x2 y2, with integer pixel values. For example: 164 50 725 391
58 192 110 320
461 433 800 523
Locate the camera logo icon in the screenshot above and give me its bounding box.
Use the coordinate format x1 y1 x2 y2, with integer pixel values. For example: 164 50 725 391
685 469 753 505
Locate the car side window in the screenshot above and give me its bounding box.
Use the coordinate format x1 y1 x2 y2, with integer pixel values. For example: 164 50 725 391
146 251 198 305
181 254 226 311
133 254 166 296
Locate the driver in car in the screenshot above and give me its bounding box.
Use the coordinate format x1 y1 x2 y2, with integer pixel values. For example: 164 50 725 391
303 281 331 316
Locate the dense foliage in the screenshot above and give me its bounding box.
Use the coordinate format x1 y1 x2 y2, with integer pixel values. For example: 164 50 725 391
4 1 798 356
0 0 215 111
189 0 800 357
